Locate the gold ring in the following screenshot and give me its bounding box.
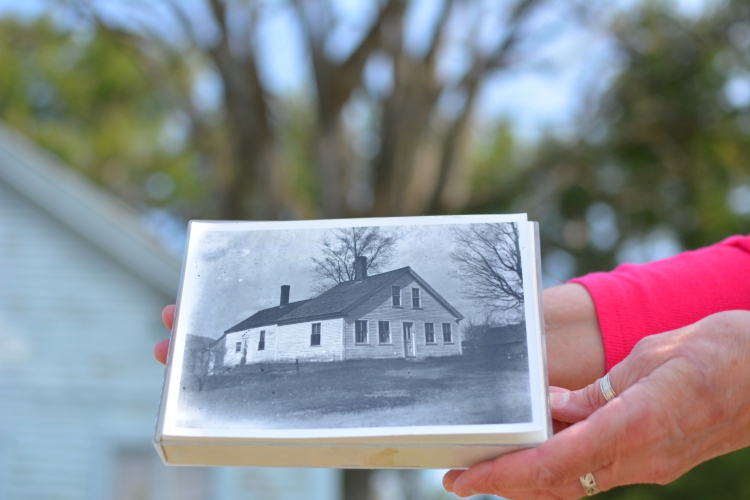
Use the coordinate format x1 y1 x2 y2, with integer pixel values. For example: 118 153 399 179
580 472 601 496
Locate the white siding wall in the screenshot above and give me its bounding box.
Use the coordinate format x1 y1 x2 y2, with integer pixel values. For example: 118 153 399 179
0 180 174 499
224 331 244 366
0 178 340 500
275 319 343 363
344 274 462 360
223 325 278 366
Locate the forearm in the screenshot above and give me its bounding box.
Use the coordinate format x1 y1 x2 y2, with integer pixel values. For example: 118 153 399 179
543 284 605 390
569 235 750 370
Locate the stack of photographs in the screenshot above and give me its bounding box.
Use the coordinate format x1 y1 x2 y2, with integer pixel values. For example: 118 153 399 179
154 214 550 468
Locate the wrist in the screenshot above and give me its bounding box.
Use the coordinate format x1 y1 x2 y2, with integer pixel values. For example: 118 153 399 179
543 283 605 390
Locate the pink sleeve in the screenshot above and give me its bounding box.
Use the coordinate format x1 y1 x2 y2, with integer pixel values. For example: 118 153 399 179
569 235 750 372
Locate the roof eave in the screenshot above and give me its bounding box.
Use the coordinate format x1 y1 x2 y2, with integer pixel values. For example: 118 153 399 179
339 267 412 316
400 267 464 320
0 122 181 298
224 320 278 334
277 312 346 326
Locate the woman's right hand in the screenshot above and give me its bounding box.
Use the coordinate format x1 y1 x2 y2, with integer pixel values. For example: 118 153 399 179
443 310 750 498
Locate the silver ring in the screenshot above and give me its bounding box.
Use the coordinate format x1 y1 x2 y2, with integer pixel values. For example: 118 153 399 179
580 472 601 496
600 373 617 402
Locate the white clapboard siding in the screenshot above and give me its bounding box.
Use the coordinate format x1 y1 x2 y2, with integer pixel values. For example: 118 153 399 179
0 124 341 500
344 274 462 360
275 319 343 363
223 325 279 366
0 180 174 500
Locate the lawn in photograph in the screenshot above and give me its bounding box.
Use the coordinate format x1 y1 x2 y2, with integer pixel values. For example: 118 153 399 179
178 324 530 430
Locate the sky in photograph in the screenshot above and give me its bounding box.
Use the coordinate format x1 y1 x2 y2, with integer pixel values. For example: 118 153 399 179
180 223 521 339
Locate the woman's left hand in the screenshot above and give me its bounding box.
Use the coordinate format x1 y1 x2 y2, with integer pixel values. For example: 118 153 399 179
154 304 175 364
443 310 750 499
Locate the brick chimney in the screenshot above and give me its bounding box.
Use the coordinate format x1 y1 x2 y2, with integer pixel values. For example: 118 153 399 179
354 256 367 282
280 285 290 305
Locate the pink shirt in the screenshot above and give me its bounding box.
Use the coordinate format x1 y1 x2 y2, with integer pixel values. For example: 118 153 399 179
570 235 750 372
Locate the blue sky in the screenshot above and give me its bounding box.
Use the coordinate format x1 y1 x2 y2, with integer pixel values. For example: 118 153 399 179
0 0 719 141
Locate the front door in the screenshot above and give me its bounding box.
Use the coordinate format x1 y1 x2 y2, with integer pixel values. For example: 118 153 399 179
240 338 248 365
403 322 415 358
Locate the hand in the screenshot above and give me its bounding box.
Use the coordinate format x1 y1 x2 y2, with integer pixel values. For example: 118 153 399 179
443 310 750 499
154 304 175 364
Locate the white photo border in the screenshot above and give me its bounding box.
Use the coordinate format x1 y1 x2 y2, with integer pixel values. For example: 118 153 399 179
159 214 548 441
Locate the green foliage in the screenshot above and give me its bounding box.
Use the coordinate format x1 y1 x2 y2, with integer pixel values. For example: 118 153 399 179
600 447 750 500
468 2 750 496
0 16 209 216
470 1 750 278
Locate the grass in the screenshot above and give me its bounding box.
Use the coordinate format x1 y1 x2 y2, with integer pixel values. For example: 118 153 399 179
177 341 531 430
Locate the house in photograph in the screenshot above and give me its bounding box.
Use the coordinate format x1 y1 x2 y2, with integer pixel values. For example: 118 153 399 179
214 256 464 368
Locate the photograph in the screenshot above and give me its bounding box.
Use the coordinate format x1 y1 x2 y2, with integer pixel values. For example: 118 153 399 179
172 217 536 432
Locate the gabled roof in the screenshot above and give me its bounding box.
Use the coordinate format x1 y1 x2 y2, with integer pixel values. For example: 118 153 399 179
223 266 463 335
224 299 309 333
0 123 180 297
279 267 412 324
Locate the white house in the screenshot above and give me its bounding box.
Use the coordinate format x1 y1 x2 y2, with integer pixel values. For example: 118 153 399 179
0 123 340 500
214 257 464 370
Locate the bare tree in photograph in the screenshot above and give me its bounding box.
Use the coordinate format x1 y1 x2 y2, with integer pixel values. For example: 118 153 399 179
311 227 399 293
450 223 523 317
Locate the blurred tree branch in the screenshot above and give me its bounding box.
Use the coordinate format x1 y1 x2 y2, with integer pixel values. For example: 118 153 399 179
76 0 560 221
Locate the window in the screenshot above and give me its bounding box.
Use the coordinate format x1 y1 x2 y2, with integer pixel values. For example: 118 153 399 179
355 320 368 344
311 323 321 346
392 286 401 306
412 288 421 308
378 321 391 344
442 323 453 343
425 323 435 344
258 331 265 351
235 342 242 352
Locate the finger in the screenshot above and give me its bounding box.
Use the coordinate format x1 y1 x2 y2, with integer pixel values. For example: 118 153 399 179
549 383 603 424
551 357 634 425
549 387 579 429
442 469 464 492
162 304 176 330
452 331 688 498
154 339 170 365
525 468 616 500
552 419 570 434
451 403 627 496
539 456 642 500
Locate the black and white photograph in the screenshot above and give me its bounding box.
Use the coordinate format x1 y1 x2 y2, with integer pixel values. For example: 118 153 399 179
167 216 540 434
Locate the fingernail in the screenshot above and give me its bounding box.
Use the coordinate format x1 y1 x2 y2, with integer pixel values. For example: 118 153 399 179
550 391 570 407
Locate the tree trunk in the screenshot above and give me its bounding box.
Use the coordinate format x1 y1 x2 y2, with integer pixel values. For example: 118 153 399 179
314 120 348 218
343 469 374 500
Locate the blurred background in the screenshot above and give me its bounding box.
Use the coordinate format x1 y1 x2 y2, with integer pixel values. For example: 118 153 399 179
0 0 749 499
